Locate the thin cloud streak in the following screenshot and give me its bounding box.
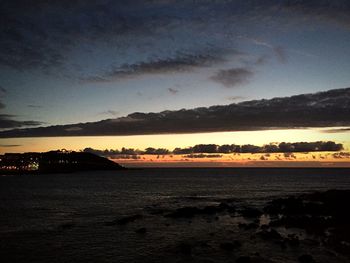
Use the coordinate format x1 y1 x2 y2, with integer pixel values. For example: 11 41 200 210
321 127 350 133
0 144 21 148
238 36 289 63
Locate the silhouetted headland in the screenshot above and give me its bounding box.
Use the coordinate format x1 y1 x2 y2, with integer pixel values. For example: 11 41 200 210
0 150 124 174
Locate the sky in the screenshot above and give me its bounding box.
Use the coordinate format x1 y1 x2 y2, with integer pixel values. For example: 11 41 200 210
0 0 350 167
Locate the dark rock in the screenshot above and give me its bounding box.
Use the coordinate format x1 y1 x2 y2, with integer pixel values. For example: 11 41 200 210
220 240 241 251
286 234 299 247
260 224 269 230
59 222 75 230
269 215 329 235
198 240 210 248
325 226 350 256
165 207 202 218
202 205 220 215
279 240 287 250
258 229 282 240
298 254 315 263
263 197 304 215
251 256 275 263
238 223 247 229
116 214 143 225
219 243 232 251
106 214 143 226
165 203 236 219
147 208 166 215
236 256 251 263
135 227 147 234
178 242 192 255
219 202 236 213
261 190 350 258
239 222 259 230
241 207 262 218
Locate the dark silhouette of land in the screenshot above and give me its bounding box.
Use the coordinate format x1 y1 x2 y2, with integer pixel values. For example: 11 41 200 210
0 150 124 174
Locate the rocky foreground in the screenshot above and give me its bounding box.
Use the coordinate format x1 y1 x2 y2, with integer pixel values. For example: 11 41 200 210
107 189 350 263
2 189 350 263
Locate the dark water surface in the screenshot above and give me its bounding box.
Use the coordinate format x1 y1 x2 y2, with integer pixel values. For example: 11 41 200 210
1 168 350 262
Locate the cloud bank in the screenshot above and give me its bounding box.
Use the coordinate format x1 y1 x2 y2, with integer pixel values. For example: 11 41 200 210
83 141 343 158
0 88 349 138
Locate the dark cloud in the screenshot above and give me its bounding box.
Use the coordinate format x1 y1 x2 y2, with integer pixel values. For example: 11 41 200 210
185 154 223 158
1 0 348 74
0 86 5 109
284 152 297 159
210 68 254 88
27 104 43 109
112 155 141 160
273 46 288 63
1 88 43 129
0 1 149 71
226 96 246 101
0 86 6 94
0 144 21 148
282 0 350 29
144 147 170 155
168 88 179 95
83 141 342 158
83 147 168 157
0 114 43 129
278 141 343 152
98 110 119 117
0 88 350 137
322 127 350 133
81 51 230 82
332 152 350 159
83 147 139 157
255 55 270 65
1 0 243 74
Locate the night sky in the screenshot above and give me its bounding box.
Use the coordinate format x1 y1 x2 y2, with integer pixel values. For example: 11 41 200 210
0 0 350 166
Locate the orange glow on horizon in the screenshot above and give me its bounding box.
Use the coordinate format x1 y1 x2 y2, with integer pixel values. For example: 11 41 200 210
1 128 349 154
1 128 349 167
111 152 350 168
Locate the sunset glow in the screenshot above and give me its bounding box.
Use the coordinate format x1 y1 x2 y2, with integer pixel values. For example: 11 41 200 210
1 127 349 167
1 2 350 263
0 1 349 168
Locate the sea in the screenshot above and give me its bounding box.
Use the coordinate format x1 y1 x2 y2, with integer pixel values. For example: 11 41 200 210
1 168 350 263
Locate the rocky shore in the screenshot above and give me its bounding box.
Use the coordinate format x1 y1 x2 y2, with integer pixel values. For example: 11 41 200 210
2 188 350 263
107 189 350 263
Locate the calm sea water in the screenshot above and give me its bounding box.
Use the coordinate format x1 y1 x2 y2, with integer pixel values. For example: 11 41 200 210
1 168 350 263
